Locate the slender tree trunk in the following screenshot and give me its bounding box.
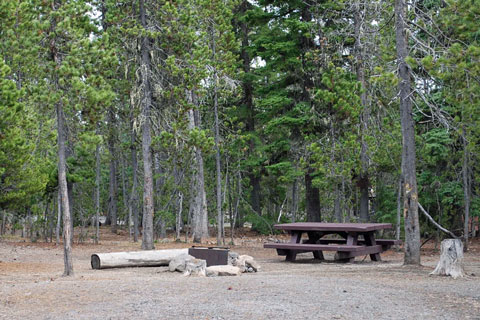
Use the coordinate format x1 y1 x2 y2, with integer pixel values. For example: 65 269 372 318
186 91 208 243
239 1 261 215
129 122 139 242
43 200 50 242
196 112 209 240
95 143 101 244
1 210 6 236
56 102 74 275
291 178 298 223
56 191 61 245
334 184 342 222
49 197 55 242
67 181 74 243
462 131 470 251
228 172 234 243
154 152 166 239
108 110 117 234
196 135 209 240
139 0 154 250
231 169 241 244
305 169 321 222
212 38 223 245
395 0 421 265
396 178 402 242
176 192 183 240
354 0 370 222
121 155 128 229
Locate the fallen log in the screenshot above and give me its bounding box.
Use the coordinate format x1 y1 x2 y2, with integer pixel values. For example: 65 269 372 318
91 248 189 269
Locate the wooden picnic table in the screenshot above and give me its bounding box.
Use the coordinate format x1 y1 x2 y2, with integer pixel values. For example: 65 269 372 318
264 222 401 262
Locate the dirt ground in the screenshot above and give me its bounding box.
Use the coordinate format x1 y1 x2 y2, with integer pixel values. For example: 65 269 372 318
1 228 480 319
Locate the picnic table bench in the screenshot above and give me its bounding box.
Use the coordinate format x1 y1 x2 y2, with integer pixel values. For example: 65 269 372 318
264 222 401 262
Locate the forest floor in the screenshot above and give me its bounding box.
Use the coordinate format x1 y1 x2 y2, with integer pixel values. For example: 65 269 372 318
1 228 480 320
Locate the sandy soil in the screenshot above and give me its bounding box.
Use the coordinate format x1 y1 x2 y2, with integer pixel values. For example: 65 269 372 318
1 228 480 319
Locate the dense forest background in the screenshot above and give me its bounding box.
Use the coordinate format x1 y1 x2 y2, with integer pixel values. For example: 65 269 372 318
1 0 479 272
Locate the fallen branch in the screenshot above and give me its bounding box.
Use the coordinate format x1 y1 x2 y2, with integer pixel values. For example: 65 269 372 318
418 203 457 239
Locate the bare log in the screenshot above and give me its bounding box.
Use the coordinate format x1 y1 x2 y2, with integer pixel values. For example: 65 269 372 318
91 249 189 269
430 239 465 279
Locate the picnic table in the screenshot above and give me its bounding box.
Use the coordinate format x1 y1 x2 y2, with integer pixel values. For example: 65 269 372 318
264 222 401 262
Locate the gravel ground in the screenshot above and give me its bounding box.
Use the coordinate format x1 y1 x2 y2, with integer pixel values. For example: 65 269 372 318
1 233 480 320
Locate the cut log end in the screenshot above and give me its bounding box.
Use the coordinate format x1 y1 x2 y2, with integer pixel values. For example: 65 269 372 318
91 254 101 269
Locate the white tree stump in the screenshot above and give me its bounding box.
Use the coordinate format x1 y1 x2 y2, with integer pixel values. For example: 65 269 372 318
430 239 465 279
91 249 189 269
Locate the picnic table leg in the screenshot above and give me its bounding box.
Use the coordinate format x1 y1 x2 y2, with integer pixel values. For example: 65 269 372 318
286 231 302 262
307 231 325 260
335 232 357 263
364 232 381 261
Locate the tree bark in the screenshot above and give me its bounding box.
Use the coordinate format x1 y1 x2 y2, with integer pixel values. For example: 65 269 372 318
56 101 74 275
396 178 402 246
176 192 183 240
354 0 370 223
430 239 465 279
108 109 117 234
305 169 321 222
129 118 139 242
291 178 298 223
154 152 166 239
56 191 61 245
334 184 342 222
95 143 101 244
139 0 154 250
212 34 223 246
462 131 470 251
0 210 6 235
239 0 261 215
395 0 421 265
189 107 209 243
120 154 129 230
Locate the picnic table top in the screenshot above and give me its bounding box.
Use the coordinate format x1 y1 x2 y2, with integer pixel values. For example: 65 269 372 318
273 222 393 232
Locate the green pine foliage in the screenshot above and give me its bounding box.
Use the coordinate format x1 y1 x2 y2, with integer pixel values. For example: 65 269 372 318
0 0 479 241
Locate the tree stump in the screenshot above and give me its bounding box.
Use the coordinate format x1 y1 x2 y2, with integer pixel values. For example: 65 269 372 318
430 239 465 279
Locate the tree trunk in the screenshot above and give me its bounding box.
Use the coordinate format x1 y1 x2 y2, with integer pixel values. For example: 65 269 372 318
462 131 470 251
291 178 298 223
129 121 139 242
95 143 101 244
239 1 261 215
192 109 209 243
56 191 61 245
176 192 183 240
305 169 321 222
354 0 370 223
56 102 74 275
0 210 6 235
212 38 223 246
154 152 166 239
334 184 342 223
396 178 402 248
395 0 421 265
430 239 465 279
108 111 117 234
121 155 129 230
139 0 154 250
